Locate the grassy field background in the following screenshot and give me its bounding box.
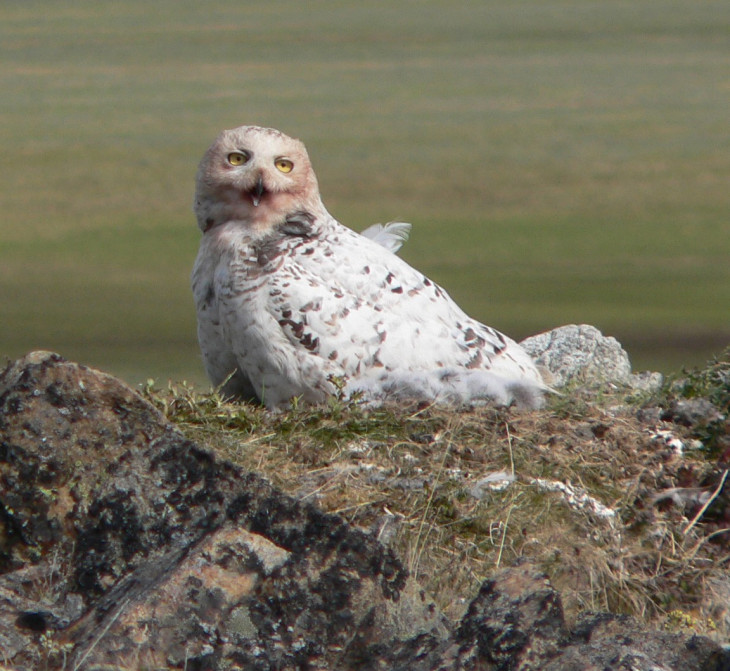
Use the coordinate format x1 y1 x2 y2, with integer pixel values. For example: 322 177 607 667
2 1 729 389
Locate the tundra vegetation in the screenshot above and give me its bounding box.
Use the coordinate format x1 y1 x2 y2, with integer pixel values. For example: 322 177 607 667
143 348 730 640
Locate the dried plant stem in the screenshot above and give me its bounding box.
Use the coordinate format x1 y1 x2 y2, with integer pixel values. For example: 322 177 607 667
505 422 515 478
73 596 130 671
495 505 513 569
686 527 730 562
683 469 729 535
410 439 451 578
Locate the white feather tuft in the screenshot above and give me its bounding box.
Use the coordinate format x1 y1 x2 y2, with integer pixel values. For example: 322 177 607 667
360 222 412 253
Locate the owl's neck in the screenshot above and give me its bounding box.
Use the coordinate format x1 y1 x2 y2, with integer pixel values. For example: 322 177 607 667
195 189 329 236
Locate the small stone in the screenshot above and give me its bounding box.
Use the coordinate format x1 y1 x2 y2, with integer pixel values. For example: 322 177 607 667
521 324 632 387
662 398 725 427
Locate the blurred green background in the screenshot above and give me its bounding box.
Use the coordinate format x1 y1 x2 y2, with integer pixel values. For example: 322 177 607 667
2 1 729 390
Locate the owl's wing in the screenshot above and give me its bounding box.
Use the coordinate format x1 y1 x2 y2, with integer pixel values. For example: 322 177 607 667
235 216 544 408
192 238 261 400
359 221 411 253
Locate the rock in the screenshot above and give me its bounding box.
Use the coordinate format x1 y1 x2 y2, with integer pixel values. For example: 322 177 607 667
629 370 665 393
662 398 725 427
521 324 633 387
0 352 444 669
388 562 730 671
1 351 727 670
454 561 570 668
551 610 730 671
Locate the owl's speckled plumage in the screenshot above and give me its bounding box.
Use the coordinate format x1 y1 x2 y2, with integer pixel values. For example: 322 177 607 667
192 125 546 409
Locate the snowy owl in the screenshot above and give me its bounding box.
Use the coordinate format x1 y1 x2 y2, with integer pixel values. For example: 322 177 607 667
192 125 546 409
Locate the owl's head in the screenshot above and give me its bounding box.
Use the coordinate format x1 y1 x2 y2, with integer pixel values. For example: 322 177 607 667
194 125 323 233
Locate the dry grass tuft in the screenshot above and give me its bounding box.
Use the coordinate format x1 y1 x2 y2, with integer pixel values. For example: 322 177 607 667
142 354 730 638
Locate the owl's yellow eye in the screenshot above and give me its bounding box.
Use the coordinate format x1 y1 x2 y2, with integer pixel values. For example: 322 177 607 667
275 158 294 173
227 151 249 166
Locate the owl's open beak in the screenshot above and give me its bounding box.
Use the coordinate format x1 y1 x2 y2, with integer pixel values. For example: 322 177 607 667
251 174 265 207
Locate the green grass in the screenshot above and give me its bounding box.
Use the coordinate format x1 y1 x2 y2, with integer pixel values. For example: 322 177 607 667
2 0 729 386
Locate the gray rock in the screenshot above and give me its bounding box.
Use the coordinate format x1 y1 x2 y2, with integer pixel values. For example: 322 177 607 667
0 351 445 669
388 562 730 671
662 398 725 427
521 324 632 387
629 370 665 394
